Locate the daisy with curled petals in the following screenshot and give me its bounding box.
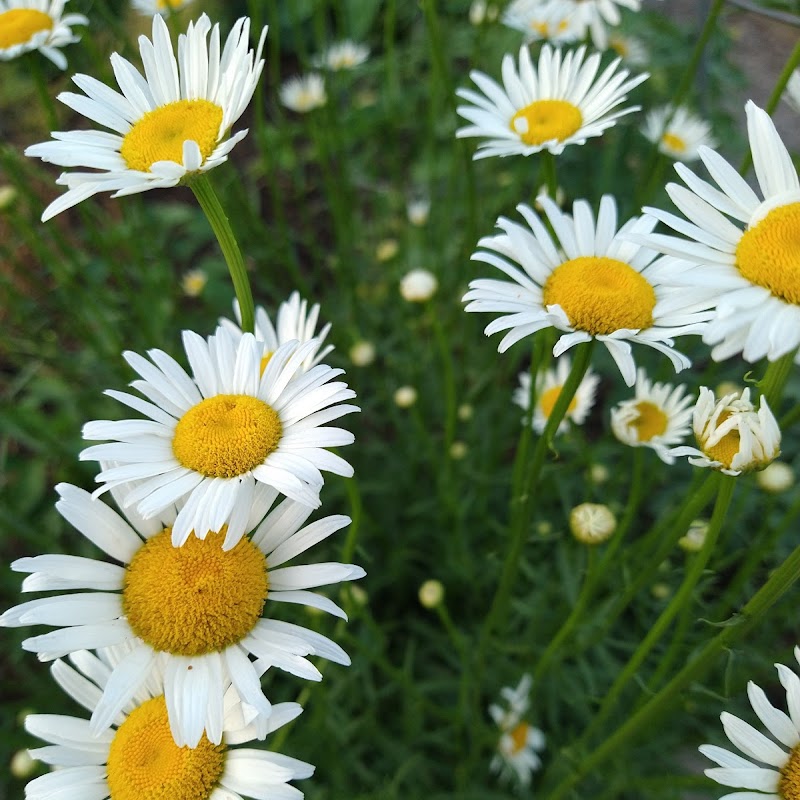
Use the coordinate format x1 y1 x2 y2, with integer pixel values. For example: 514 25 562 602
219 291 334 373
25 650 313 800
700 645 800 800
0 481 364 747
0 0 86 70
131 0 193 16
25 13 267 221
641 105 716 163
641 102 800 364
463 194 714 386
81 325 358 549
455 44 648 160
610 368 694 463
669 387 780 476
513 355 599 434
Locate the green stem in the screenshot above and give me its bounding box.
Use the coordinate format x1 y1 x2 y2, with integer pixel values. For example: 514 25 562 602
189 174 255 333
544 493 800 800
758 350 796 410
539 151 557 200
28 55 59 132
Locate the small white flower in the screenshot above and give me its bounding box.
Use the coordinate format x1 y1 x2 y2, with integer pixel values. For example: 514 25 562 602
418 579 444 609
678 518 708 552
570 0 644 50
349 340 376 366
280 73 327 112
313 39 369 71
394 386 418 408
502 0 584 45
570 503 616 544
608 32 649 66
181 268 207 297
756 460 794 493
407 196 431 226
642 104 716 162
131 0 193 16
400 268 438 302
469 0 499 25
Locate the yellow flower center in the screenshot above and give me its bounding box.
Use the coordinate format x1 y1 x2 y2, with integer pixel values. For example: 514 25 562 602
509 722 529 755
631 400 668 442
539 386 578 418
542 256 656 335
259 352 274 375
123 529 267 656
172 394 282 478
736 202 800 305
661 132 686 153
0 9 53 48
156 0 184 8
510 99 583 146
107 696 225 800
120 99 223 173
702 411 740 470
780 744 800 800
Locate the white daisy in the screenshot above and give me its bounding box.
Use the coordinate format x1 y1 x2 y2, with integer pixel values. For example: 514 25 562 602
312 39 370 71
81 325 358 548
131 0 193 16
607 32 648 67
513 355 599 434
610 368 694 462
25 13 267 221
219 291 334 373
0 0 87 70
640 101 800 364
456 44 648 159
24 650 313 800
280 73 327 113
570 0 643 50
463 194 714 386
784 69 800 114
489 674 546 787
0 481 364 747
642 104 717 162
501 0 583 45
669 386 781 476
700 645 800 800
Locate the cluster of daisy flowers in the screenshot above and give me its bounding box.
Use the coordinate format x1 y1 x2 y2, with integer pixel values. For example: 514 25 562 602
3 9 366 800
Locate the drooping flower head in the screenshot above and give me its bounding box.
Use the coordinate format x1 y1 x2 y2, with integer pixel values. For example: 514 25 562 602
641 102 800 364
0 0 87 69
463 194 714 385
456 44 648 159
0 482 364 747
26 13 267 220
81 325 357 549
24 649 313 800
642 104 717 162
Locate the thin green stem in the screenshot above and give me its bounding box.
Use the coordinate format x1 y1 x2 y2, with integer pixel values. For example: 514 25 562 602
758 350 797 410
539 151 558 200
28 55 59 132
189 174 255 333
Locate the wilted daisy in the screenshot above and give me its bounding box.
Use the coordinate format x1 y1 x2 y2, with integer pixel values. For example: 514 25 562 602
131 0 193 15
610 368 694 462
24 650 313 800
641 102 800 364
513 356 599 434
0 0 87 70
642 105 716 162
313 39 369 71
280 73 327 112
570 502 616 544
669 387 781 476
81 326 357 548
0 482 364 746
220 292 334 373
464 194 714 386
571 0 643 50
501 0 583 45
700 646 800 800
25 14 266 221
456 44 647 159
489 674 546 787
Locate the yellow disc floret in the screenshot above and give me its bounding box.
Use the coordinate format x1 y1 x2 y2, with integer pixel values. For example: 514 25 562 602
736 202 800 305
631 401 668 442
123 529 268 656
107 696 225 800
661 132 686 154
542 256 656 335
172 394 282 478
539 386 578 418
510 100 583 146
780 745 800 800
0 9 53 48
701 411 740 470
509 722 530 755
120 99 223 173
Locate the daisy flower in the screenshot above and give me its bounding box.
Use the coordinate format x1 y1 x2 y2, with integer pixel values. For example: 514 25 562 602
570 502 616 544
700 645 800 800
610 368 694 462
219 291 334 373
607 32 648 67
0 481 364 747
0 0 87 70
669 387 781 476
456 44 648 159
571 0 643 50
489 674 546 787
641 101 800 364
81 326 357 549
131 0 193 16
25 13 267 221
642 104 716 162
463 194 714 386
501 0 583 45
280 73 327 113
513 355 599 434
312 39 370 71
24 650 313 800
